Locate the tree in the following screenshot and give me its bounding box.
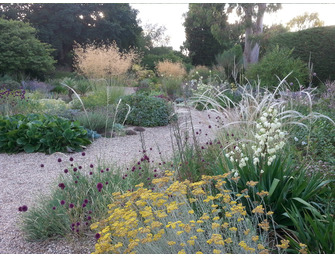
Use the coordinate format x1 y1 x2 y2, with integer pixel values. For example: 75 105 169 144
142 23 170 49
183 3 232 66
0 4 142 67
287 12 324 31
0 18 56 78
228 4 281 69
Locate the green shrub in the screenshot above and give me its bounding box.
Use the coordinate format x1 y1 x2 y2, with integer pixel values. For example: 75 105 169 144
0 79 21 91
245 46 309 91
117 94 175 127
161 77 183 100
267 26 335 82
0 18 56 79
70 86 125 110
0 113 91 154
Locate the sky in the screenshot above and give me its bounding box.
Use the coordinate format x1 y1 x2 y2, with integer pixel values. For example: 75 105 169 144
130 3 335 51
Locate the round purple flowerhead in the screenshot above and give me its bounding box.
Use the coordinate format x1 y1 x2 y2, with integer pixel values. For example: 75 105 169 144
83 199 89 204
69 203 74 208
69 157 74 162
60 200 65 205
58 183 65 190
82 203 86 208
90 164 94 168
96 183 103 192
81 152 86 156
57 158 62 163
87 216 92 220
64 169 68 174
22 205 28 212
40 164 44 168
52 206 56 210
18 206 22 212
95 233 101 240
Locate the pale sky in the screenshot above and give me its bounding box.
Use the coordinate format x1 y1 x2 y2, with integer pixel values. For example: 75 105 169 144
131 3 335 50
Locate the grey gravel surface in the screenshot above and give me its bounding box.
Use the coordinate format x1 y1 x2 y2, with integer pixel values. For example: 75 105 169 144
0 107 223 254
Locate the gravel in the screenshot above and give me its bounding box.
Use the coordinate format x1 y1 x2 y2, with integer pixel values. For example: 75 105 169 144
0 107 223 254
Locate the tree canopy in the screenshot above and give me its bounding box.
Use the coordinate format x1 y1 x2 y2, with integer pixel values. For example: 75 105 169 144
0 3 142 67
287 12 324 31
0 18 56 79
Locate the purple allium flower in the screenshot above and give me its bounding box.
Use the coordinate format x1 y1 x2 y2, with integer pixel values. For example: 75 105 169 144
106 168 109 171
154 174 157 177
139 167 142 170
52 206 56 210
76 222 80 226
87 216 92 220
147 177 151 180
71 223 75 227
105 181 108 185
69 157 74 162
70 164 73 167
89 172 93 175
90 164 94 168
40 164 44 168
85 222 89 226
75 180 78 184
83 199 88 204
208 125 212 128
18 207 22 212
88 210 92 214
154 169 157 172
100 170 104 173
73 168 77 172
71 227 75 231
58 158 62 163
64 169 68 174
151 188 155 191
79 166 82 169
76 229 79 233
58 183 65 190
97 183 103 192
81 152 86 156
69 203 74 208
95 233 101 240
60 200 65 205
22 205 28 212
150 148 152 150
82 203 86 208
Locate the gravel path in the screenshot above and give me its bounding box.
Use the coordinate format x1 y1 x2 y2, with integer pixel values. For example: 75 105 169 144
0 107 223 254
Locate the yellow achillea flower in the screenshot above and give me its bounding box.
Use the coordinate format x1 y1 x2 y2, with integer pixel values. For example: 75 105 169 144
252 235 259 242
183 224 192 233
178 249 186 254
188 210 194 214
246 181 258 187
259 249 270 254
167 241 176 246
258 244 265 250
276 239 290 249
196 228 205 233
229 227 238 232
176 231 184 235
299 243 308 254
139 206 153 218
212 216 220 221
195 251 203 254
180 243 186 246
190 235 197 240
200 213 210 220
256 190 269 197
155 210 168 218
135 183 144 188
258 219 270 231
252 205 264 214
166 201 179 213
196 220 204 224
151 221 163 229
225 237 233 244
189 198 197 203
187 240 195 246
203 196 215 202
213 249 222 254
212 223 220 229
266 211 274 215
191 187 206 196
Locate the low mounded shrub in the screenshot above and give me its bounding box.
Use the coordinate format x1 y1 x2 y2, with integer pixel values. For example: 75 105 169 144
245 46 309 91
0 113 91 154
117 94 175 127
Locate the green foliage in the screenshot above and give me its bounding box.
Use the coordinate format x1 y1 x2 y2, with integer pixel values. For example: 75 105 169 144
0 76 21 90
266 26 335 82
161 77 183 100
287 12 325 31
286 206 335 254
141 46 185 71
0 18 56 79
0 113 91 154
0 88 41 116
117 94 175 127
0 4 142 66
20 155 155 241
70 86 125 110
183 4 233 66
245 46 309 90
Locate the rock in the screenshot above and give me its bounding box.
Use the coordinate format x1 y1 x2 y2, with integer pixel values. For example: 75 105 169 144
125 130 137 135
133 127 145 132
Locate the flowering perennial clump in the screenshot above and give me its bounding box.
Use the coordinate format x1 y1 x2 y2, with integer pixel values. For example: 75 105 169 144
91 171 276 254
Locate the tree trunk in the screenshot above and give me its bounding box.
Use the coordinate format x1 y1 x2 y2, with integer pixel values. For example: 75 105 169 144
243 3 266 69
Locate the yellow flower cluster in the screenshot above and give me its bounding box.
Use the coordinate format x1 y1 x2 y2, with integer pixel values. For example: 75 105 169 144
91 170 273 254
